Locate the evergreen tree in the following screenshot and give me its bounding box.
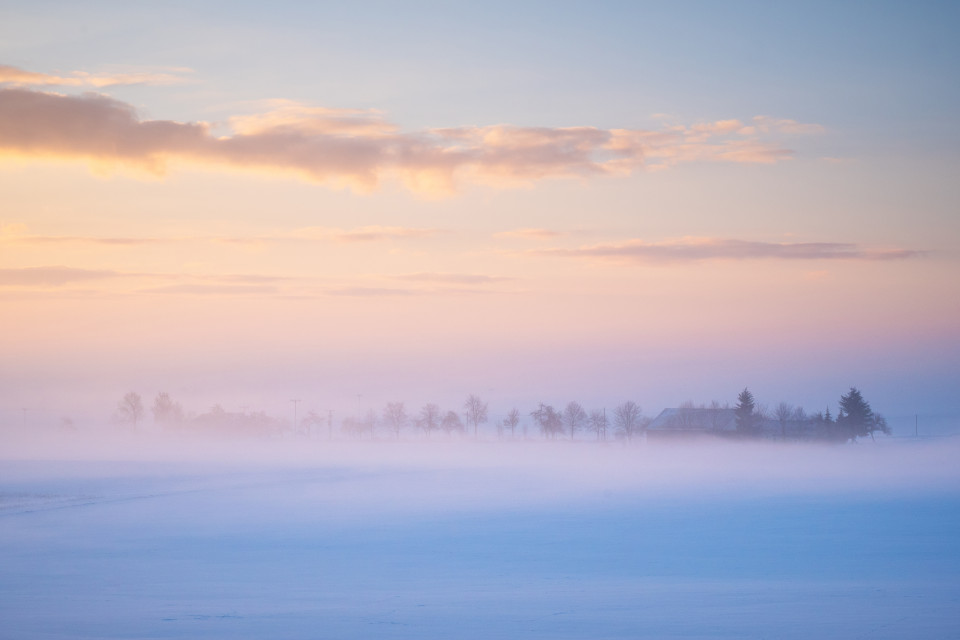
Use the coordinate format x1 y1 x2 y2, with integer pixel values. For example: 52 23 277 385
735 388 759 436
837 387 887 441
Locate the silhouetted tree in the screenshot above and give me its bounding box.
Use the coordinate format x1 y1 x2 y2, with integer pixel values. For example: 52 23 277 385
417 403 441 438
383 402 408 439
563 401 587 441
503 408 520 438
531 403 563 439
709 400 729 432
442 410 464 437
872 414 890 440
614 401 644 441
774 401 794 440
116 392 144 430
589 408 608 440
837 387 888 441
463 394 489 439
735 388 760 437
152 392 184 427
673 401 699 429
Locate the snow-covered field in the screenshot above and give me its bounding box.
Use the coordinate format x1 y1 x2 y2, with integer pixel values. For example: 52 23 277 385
1 436 958 639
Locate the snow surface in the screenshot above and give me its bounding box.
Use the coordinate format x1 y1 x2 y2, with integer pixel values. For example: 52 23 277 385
1 436 959 639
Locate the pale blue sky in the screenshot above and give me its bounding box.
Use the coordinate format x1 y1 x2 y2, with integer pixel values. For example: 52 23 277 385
3 0 958 139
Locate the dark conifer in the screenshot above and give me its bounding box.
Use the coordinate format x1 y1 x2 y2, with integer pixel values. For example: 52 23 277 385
735 388 759 437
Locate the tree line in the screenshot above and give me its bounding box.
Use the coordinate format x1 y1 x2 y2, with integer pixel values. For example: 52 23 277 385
109 387 889 444
732 387 889 442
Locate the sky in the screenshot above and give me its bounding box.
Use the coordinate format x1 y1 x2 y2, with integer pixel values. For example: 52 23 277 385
1 0 958 432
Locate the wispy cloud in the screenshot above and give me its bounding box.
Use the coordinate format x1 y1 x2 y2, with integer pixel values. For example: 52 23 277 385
323 286 419 297
392 272 515 285
0 64 191 88
322 284 508 297
138 284 279 295
292 226 448 243
0 266 296 290
0 226 446 246
494 228 564 239
0 264 511 298
3 235 168 246
0 266 126 286
531 238 924 263
0 81 823 195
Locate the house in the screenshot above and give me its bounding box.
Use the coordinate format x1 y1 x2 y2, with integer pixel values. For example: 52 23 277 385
646 407 738 441
648 406 827 441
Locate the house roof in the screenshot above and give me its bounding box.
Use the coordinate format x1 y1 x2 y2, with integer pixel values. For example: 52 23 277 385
647 407 738 433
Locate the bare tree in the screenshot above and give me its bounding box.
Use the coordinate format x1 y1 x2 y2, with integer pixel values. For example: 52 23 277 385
775 401 794 441
151 392 184 427
709 400 728 432
674 400 698 429
463 394 489 439
417 403 441 438
442 410 464 438
116 392 144 430
562 401 588 441
793 406 809 439
589 408 608 440
614 401 644 442
503 408 520 439
531 403 563 439
383 402 408 440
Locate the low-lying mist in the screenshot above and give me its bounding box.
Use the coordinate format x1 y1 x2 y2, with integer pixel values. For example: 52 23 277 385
3 426 958 521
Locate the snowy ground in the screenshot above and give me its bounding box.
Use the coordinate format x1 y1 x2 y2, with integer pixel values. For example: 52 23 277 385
1 436 958 639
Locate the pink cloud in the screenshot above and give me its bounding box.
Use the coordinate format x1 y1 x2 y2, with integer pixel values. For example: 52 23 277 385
532 238 924 263
494 228 564 239
0 82 825 194
0 64 191 88
392 272 514 285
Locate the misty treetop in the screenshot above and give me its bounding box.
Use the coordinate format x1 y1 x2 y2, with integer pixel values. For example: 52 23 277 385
94 388 890 444
649 387 889 443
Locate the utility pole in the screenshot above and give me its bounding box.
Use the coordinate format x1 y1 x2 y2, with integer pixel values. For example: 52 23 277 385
915 414 918 438
327 409 334 440
290 399 301 438
356 394 363 417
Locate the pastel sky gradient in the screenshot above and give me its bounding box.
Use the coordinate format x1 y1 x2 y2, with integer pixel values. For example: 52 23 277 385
1 1 958 431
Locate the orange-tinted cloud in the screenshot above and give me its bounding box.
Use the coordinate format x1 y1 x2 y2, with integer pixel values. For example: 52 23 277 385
0 226 448 246
3 235 167 246
532 238 924 263
138 284 279 295
294 226 448 243
0 85 823 194
392 272 514 285
0 64 190 88
494 228 564 239
0 266 125 286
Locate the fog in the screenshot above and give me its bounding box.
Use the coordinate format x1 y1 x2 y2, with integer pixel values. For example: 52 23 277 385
3 427 959 639
3 428 959 513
